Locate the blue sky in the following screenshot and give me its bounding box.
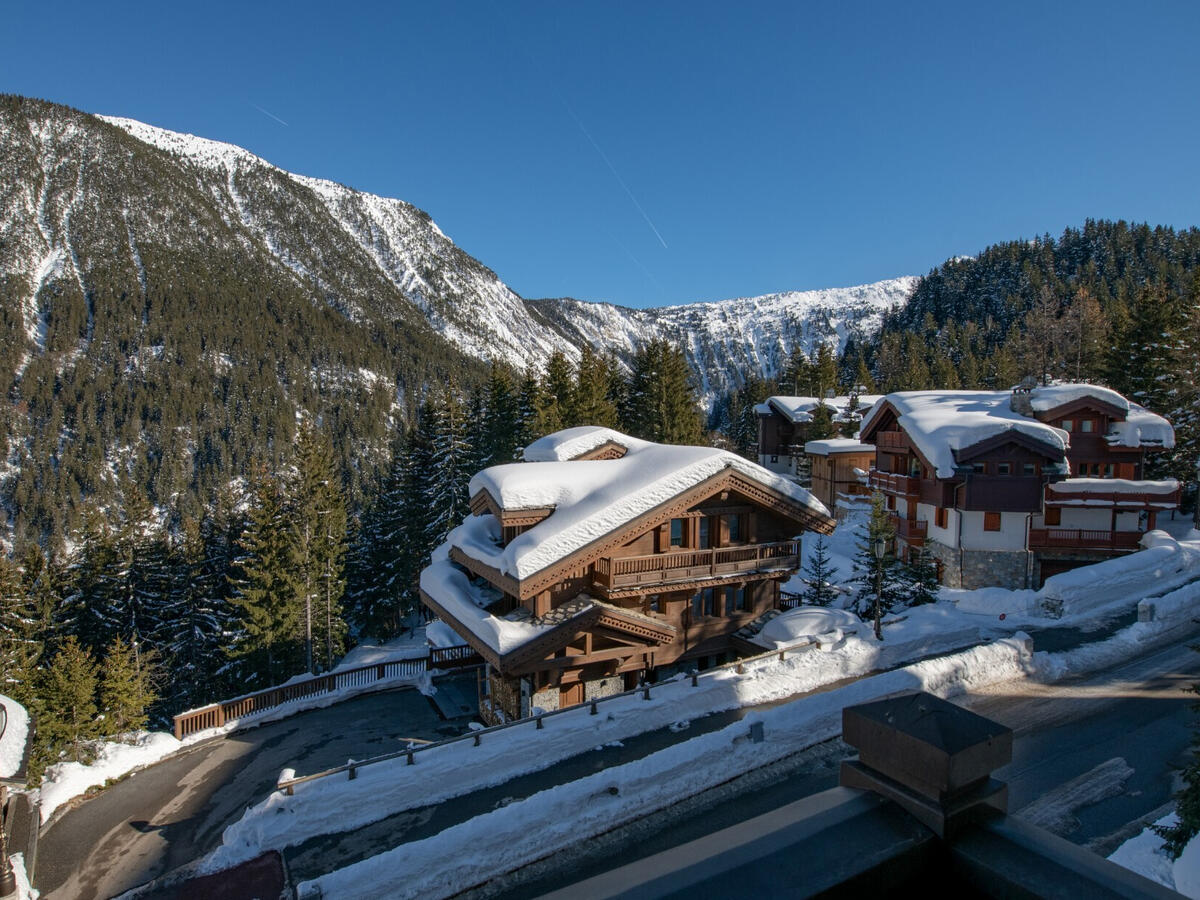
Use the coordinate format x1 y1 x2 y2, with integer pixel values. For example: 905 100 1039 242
4 1 1199 308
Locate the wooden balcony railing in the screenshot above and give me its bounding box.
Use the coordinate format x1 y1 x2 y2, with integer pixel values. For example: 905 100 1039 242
869 469 919 497
594 541 800 590
172 645 482 739
890 515 928 546
874 430 907 450
1028 529 1143 551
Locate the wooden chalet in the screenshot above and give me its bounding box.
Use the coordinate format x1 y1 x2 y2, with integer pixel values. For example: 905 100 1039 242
859 385 1180 589
804 438 875 519
420 426 836 724
756 394 881 478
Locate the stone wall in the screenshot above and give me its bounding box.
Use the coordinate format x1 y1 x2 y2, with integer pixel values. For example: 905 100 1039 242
960 548 1031 590
925 540 962 588
584 676 624 702
529 683 560 717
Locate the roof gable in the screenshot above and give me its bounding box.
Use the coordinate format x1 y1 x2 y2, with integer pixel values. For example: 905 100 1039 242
955 429 1066 463
452 466 834 600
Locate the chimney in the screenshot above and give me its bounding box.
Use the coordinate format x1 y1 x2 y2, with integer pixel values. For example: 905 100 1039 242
1009 376 1036 418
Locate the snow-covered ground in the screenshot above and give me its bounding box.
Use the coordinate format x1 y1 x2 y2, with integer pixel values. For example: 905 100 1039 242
1110 814 1200 898
1 694 30 778
34 629 434 825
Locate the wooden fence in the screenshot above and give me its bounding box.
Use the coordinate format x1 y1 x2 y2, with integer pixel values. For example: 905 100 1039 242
173 645 482 739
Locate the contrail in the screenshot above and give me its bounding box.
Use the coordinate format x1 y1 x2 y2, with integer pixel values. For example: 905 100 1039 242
610 231 667 299
250 102 289 127
563 100 668 250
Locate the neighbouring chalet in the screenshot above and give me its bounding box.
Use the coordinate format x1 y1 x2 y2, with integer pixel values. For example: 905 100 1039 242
420 426 836 724
804 438 875 518
756 394 882 478
859 384 1180 589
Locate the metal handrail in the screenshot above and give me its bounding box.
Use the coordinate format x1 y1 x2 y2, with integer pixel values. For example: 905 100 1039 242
276 640 805 794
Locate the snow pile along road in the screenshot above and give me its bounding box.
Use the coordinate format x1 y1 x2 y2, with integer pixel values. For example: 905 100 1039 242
203 618 999 872
297 635 1035 899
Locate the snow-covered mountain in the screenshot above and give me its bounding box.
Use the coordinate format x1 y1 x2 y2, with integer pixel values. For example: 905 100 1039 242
1 97 914 409
96 114 913 398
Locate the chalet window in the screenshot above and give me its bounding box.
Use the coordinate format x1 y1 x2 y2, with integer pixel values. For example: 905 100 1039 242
983 511 1002 532
1061 418 1075 432
996 462 1011 475
1080 419 1094 433
1022 463 1036 476
1103 463 1113 478
935 507 948 529
699 517 711 549
971 463 985 474
886 494 896 511
693 587 716 618
770 455 778 463
670 518 684 547
726 586 746 616
1045 507 1061 526
727 514 742 543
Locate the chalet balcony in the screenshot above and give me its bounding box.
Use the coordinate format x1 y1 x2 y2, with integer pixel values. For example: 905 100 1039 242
593 541 800 592
1028 528 1143 552
890 515 928 547
874 430 907 450
868 469 919 498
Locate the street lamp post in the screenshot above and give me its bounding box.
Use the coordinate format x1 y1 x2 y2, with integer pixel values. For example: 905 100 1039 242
0 785 16 899
873 537 886 641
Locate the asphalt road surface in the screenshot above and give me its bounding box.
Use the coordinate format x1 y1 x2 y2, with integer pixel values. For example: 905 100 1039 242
501 635 1200 898
36 682 478 900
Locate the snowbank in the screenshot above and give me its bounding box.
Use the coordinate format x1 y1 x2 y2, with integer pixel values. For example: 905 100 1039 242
9 853 37 900
297 636 1034 899
946 585 1039 617
38 731 181 824
203 620 1017 873
1039 534 1200 618
752 607 861 649
1 694 30 778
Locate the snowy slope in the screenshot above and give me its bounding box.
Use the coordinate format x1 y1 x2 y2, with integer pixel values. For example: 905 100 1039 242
97 114 914 398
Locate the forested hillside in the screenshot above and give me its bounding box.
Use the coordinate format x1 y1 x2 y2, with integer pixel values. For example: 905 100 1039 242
870 220 1200 484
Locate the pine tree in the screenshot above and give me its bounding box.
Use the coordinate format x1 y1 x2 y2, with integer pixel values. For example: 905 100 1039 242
850 494 902 638
0 556 42 707
807 402 836 441
479 361 522 465
572 345 619 428
39 636 99 762
898 548 940 607
423 385 474 551
622 340 704 444
535 351 573 435
1155 676 1200 858
99 636 158 737
801 536 836 607
291 421 349 672
227 468 303 685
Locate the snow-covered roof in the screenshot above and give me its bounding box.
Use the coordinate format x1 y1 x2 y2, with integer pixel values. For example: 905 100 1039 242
1026 384 1173 448
805 438 874 456
1029 383 1130 414
758 395 883 425
1048 478 1180 496
1109 404 1175 449
466 427 830 580
862 391 1069 479
523 426 628 462
420 547 578 655
0 694 30 779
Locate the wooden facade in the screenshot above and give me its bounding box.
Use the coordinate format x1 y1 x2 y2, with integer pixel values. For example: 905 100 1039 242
806 442 875 515
422 439 836 724
860 388 1179 589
